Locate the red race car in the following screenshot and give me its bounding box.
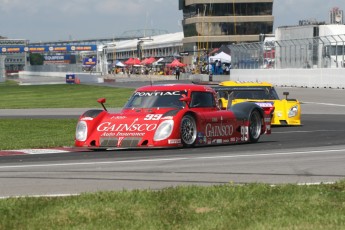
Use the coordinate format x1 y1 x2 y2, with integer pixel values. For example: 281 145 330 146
75 84 273 150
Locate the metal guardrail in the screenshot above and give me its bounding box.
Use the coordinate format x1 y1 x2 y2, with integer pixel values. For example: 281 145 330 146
24 64 83 73
230 34 345 69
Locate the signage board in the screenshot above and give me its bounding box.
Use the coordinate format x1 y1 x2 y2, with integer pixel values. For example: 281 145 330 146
66 74 76 84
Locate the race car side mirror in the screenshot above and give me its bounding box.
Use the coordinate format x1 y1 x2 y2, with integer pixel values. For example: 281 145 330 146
283 92 289 100
179 96 191 107
97 98 107 111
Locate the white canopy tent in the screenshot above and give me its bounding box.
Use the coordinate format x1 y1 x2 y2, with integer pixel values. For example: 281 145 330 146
115 61 126 67
152 57 164 65
209 52 231 63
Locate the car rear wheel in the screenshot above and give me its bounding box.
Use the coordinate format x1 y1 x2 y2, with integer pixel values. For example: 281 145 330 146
180 114 197 147
249 110 262 143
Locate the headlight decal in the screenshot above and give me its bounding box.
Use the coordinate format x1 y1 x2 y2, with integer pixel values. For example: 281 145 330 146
153 120 174 141
76 121 88 141
288 105 298 118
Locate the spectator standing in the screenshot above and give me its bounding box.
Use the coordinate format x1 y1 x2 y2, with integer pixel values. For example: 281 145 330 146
175 67 180 80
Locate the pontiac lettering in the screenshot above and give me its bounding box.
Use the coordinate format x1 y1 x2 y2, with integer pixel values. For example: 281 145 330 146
205 123 234 137
134 91 181 97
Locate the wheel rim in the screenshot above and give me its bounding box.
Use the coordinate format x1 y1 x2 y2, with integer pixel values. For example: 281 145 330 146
181 116 197 145
249 111 262 140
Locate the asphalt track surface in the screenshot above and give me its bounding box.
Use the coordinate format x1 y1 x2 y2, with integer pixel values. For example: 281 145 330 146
1 80 345 197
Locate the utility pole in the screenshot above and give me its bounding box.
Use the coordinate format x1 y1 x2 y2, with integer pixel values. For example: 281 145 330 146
137 37 153 60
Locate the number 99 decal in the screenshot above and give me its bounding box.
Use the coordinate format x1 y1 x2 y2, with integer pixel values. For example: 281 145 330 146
144 114 163 120
241 126 248 141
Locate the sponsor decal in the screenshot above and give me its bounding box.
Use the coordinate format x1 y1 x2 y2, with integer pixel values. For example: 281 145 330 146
205 123 234 137
111 116 127 119
211 139 223 144
168 139 181 144
255 102 274 107
197 132 207 144
97 119 157 132
118 137 125 146
81 117 94 121
211 117 218 122
161 116 173 120
223 139 230 143
230 137 236 142
134 91 181 97
264 118 271 122
101 132 145 137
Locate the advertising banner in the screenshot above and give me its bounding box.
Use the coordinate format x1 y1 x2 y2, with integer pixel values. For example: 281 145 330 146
83 57 97 66
66 74 75 84
0 46 26 53
44 55 72 64
0 45 97 53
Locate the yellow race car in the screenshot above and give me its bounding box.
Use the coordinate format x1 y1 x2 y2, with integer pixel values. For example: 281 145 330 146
214 81 301 126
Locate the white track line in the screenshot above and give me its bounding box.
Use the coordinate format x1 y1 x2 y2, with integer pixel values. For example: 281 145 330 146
303 102 345 107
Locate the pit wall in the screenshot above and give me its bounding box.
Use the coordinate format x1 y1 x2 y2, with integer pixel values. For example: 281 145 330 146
188 68 345 89
14 68 345 89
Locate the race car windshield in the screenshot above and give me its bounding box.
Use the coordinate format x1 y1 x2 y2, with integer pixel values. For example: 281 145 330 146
124 91 185 109
232 89 279 100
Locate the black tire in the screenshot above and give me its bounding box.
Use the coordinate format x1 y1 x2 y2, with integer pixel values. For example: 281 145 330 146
248 110 262 143
180 114 197 147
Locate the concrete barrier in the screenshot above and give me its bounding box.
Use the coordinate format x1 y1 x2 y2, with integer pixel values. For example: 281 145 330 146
229 68 345 89
19 71 104 84
182 68 345 89
15 68 345 89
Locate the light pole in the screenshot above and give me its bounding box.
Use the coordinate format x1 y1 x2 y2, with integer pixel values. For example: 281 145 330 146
103 45 108 75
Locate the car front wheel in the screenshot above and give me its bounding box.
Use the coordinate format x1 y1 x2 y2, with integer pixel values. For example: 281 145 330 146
180 114 197 147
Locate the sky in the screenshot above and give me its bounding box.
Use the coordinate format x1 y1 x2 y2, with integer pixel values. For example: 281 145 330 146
0 0 344 42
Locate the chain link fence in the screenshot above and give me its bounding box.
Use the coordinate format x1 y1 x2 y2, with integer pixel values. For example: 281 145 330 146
24 64 83 73
230 34 345 69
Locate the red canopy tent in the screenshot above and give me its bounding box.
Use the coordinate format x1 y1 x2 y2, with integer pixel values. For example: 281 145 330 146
140 57 156 65
124 58 133 65
145 57 156 65
167 59 186 67
124 58 141 65
140 58 149 65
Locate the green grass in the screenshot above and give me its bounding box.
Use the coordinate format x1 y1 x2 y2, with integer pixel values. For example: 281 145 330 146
0 81 134 108
1 182 345 229
0 119 76 150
